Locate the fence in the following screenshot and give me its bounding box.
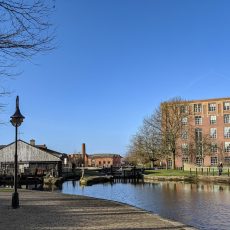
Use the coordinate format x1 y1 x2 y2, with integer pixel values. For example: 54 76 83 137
188 167 230 176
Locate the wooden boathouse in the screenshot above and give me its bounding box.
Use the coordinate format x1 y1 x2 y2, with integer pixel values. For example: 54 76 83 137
0 139 64 177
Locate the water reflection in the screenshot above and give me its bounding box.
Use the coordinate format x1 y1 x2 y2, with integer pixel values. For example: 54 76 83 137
62 181 230 230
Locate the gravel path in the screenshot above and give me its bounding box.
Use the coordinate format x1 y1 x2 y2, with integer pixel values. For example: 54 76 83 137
0 189 196 230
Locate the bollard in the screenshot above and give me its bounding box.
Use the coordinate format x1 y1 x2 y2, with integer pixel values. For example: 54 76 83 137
196 168 197 176
228 168 229 177
190 168 191 175
201 168 203 175
213 168 214 176
207 168 208 176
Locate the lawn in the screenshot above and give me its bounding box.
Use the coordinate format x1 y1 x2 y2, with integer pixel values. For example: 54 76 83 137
144 168 230 177
144 169 191 176
0 188 13 192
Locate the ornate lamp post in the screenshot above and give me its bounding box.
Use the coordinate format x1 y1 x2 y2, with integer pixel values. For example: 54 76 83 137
10 96 25 209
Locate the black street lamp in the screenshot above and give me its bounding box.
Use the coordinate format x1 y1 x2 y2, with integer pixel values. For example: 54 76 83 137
10 96 25 209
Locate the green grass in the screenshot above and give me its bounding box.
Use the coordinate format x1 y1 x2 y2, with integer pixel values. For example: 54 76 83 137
144 169 230 177
0 188 13 192
144 169 191 176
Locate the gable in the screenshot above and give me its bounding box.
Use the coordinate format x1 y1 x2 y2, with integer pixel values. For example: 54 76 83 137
0 140 61 162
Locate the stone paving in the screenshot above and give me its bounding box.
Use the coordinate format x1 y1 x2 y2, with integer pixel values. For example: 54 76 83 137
0 189 196 230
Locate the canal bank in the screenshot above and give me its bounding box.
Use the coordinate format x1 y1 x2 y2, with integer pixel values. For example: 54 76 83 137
143 174 230 183
0 189 195 230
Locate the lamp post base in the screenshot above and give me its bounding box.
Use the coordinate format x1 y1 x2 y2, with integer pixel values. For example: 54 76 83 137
12 192 19 209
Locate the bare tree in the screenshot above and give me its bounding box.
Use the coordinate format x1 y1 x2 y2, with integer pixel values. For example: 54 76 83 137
126 135 149 166
160 97 190 169
186 127 213 165
0 0 55 77
126 107 163 167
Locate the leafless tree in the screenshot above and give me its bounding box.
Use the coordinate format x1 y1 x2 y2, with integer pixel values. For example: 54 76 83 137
160 97 190 169
186 127 213 165
0 0 55 77
126 106 164 167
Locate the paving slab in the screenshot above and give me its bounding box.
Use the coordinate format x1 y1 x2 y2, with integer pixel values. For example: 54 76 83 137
0 189 196 230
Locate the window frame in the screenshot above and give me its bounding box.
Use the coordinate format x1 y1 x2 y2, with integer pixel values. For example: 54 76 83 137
224 156 230 164
223 102 230 111
182 117 188 125
211 143 218 153
196 157 203 166
181 143 189 155
224 142 230 152
210 115 217 124
208 103 216 112
224 114 230 124
211 157 218 166
224 127 230 138
167 158 172 169
195 116 202 125
210 128 217 139
194 103 202 113
181 131 188 140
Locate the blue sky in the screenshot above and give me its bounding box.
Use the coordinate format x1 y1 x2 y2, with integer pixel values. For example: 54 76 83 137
1 0 230 155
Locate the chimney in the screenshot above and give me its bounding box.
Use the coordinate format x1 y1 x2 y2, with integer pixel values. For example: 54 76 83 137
30 139 35 146
82 143 86 166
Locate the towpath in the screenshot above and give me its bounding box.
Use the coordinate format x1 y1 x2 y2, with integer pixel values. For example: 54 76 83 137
0 189 195 230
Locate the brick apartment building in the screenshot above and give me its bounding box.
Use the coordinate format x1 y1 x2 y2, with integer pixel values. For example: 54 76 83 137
164 97 230 168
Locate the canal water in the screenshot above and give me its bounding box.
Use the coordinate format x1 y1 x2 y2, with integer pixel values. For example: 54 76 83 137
61 181 230 230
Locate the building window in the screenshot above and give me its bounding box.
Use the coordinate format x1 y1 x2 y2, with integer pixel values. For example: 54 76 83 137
194 104 202 113
223 102 230 111
211 143 218 153
210 115 216 124
98 161 101 165
180 105 188 113
181 131 188 139
182 143 188 155
224 127 230 138
210 128 217 139
208 103 216 112
182 157 189 164
167 159 172 169
182 117 188 125
224 142 230 152
195 128 202 141
224 157 230 164
211 157 218 166
195 116 202 125
196 157 203 166
224 114 230 124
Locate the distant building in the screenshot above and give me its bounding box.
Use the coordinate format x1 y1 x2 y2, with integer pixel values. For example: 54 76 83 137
67 153 89 168
0 139 64 176
88 154 122 167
